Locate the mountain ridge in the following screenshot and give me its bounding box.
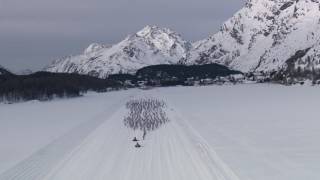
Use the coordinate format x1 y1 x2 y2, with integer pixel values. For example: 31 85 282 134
189 0 320 75
45 0 320 83
45 25 192 78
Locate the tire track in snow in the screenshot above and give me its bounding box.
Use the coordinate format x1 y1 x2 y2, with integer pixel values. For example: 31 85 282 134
0 94 134 180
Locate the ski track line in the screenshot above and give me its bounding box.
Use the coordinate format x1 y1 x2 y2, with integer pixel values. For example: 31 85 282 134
2 91 242 180
120 92 242 180
161 92 241 180
172 112 240 180
42 92 242 180
42 106 133 180
41 105 141 180
0 93 135 180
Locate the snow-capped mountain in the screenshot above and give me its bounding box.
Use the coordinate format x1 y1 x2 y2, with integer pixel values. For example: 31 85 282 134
45 0 320 82
189 0 320 75
45 26 192 78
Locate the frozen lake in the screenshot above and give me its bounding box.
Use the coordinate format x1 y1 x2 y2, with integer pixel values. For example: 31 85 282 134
0 84 319 180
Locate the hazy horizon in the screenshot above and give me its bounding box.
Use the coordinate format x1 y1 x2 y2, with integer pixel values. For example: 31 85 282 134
0 0 245 72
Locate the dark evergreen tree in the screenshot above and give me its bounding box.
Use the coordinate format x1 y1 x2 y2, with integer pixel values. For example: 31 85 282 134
0 72 121 103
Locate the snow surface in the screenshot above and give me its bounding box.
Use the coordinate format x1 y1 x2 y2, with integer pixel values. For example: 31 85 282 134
0 90 137 175
1 85 320 180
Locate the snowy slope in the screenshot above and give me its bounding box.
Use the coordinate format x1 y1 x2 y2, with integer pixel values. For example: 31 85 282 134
45 26 192 78
189 0 320 74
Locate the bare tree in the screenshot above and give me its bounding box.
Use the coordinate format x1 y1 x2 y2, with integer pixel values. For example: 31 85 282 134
124 98 170 139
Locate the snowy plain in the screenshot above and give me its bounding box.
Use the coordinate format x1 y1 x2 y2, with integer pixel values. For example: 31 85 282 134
0 84 319 180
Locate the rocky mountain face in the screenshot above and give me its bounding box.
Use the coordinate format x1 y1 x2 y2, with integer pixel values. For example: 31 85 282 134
45 26 192 78
189 0 320 80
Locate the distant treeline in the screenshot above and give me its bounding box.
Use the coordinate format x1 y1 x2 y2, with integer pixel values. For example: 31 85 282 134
0 72 121 103
108 64 242 86
0 67 12 76
0 63 242 103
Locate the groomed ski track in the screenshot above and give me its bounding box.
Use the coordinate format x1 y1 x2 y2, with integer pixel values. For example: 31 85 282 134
0 92 240 180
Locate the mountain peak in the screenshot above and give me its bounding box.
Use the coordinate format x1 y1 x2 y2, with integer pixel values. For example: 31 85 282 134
190 0 320 73
45 26 191 78
136 25 175 37
131 25 191 59
84 43 110 55
137 25 157 36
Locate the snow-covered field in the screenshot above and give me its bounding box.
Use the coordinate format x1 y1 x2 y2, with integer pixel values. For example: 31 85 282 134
0 84 319 180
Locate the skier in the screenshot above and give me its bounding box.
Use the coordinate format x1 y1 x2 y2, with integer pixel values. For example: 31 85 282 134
135 142 142 148
132 137 138 142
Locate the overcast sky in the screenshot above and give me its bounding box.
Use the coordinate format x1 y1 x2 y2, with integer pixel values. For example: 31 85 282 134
0 0 245 72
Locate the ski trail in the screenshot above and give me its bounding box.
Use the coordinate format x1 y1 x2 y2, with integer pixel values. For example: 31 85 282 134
41 106 131 180
166 107 241 180
1 92 241 180
158 91 241 180
0 94 134 180
40 94 241 180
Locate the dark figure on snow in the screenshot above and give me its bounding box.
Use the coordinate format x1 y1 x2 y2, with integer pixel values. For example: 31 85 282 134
135 142 142 148
132 137 138 142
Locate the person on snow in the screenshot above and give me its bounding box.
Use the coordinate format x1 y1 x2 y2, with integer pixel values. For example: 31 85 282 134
135 142 142 148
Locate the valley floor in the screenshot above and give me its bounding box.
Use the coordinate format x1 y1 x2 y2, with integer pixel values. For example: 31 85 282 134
0 84 319 180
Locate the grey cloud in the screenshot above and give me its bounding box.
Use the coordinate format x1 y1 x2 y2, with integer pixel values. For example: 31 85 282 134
0 0 245 72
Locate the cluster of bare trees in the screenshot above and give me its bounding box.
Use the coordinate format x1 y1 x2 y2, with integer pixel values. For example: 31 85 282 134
124 98 170 139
